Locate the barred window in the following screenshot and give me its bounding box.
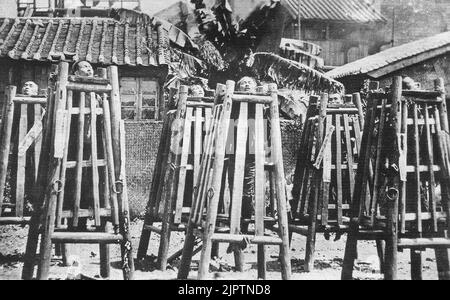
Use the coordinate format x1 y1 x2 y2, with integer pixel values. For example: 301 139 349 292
120 77 160 120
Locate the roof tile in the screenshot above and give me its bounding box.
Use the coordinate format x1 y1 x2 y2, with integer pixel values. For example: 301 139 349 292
0 17 169 67
327 31 450 78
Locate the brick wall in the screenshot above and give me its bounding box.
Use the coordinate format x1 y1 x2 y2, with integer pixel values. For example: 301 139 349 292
376 0 450 48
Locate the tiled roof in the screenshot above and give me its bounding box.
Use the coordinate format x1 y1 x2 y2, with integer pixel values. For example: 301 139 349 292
284 0 386 23
327 31 450 79
0 17 170 67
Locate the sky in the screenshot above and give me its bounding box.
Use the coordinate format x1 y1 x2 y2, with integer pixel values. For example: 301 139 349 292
140 0 183 16
0 0 185 17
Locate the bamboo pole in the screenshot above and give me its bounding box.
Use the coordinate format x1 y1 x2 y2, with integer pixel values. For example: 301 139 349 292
72 91 86 228
16 104 27 217
137 88 178 260
0 86 16 212
197 81 235 279
255 103 266 279
119 120 135 280
37 62 70 280
102 97 119 227
384 76 402 281
158 86 188 271
22 84 57 280
305 93 327 273
342 93 378 280
268 83 292 280
90 92 101 226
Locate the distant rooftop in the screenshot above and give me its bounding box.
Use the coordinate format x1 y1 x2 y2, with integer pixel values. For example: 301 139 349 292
284 0 386 24
327 31 450 79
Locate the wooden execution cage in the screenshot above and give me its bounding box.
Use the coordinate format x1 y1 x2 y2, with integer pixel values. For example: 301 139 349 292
177 81 291 280
137 84 225 270
22 62 134 280
342 77 450 280
290 93 364 272
0 87 45 225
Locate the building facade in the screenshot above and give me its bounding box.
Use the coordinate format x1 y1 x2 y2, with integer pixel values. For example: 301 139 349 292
203 0 388 67
0 17 170 120
374 0 450 48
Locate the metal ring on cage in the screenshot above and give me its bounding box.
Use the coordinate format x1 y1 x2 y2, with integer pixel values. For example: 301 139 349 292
53 180 64 193
113 180 124 194
193 186 199 196
207 188 215 200
386 188 399 201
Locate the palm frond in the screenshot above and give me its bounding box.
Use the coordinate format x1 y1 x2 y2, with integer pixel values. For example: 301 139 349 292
247 52 344 94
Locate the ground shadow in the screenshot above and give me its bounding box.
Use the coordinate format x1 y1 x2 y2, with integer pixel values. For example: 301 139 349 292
0 253 24 267
248 257 344 274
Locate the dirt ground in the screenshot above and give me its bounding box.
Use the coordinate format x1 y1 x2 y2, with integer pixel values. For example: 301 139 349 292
0 220 441 280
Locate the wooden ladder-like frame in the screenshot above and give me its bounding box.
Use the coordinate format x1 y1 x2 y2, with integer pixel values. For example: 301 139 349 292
137 85 224 270
290 94 364 272
22 62 134 280
0 87 45 225
177 81 292 280
342 77 450 280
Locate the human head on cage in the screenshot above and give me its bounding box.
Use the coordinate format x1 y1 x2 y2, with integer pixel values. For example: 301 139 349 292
22 81 39 96
72 61 95 77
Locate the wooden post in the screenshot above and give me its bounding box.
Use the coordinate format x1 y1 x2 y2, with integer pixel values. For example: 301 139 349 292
197 81 235 280
268 83 292 280
107 66 135 279
255 102 266 279
22 84 57 280
34 104 43 181
107 66 122 179
353 93 365 128
137 88 178 260
411 250 423 280
37 62 70 280
158 86 188 271
119 120 135 280
434 78 450 281
102 98 120 227
376 240 386 274
230 99 248 273
0 86 16 211
342 93 378 280
435 249 450 280
100 220 111 278
73 92 86 228
16 104 27 218
297 0 302 40
383 76 402 281
305 93 328 272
